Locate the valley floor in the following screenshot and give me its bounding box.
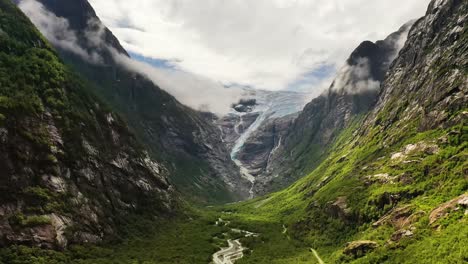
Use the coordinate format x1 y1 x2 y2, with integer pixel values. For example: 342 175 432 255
2 116 467 264
2 192 466 264
0 208 318 264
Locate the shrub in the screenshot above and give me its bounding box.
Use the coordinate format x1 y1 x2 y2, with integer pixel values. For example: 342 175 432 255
9 213 51 227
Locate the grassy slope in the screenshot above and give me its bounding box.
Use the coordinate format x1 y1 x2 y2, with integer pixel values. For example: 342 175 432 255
1 0 466 263
0 210 223 264
215 5 468 262
5 107 462 264
223 116 467 263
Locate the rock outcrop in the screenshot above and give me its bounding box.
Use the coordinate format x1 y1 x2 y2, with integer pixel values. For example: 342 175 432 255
25 0 250 203
0 0 176 249
429 193 468 225
237 114 297 177
365 0 467 133
250 21 415 196
343 240 378 257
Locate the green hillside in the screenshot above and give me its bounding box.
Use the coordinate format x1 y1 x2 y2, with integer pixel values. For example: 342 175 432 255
0 0 466 263
0 0 177 252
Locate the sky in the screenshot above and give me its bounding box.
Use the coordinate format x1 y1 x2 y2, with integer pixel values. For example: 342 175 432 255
87 0 430 92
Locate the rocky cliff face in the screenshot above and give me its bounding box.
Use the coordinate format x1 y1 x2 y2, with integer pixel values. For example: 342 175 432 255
289 0 467 257
218 112 260 151
21 0 249 203
216 88 308 197
0 0 176 249
218 88 308 153
236 114 296 177
228 1 466 261
366 0 467 133
252 22 415 196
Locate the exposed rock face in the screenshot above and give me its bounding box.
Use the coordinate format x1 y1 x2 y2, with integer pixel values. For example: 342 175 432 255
26 0 249 203
250 22 415 196
365 0 467 133
237 114 297 177
0 0 176 249
297 21 414 143
0 103 176 250
217 112 260 150
327 197 353 221
372 205 414 228
343 240 378 257
216 88 308 197
390 141 440 161
232 98 257 113
390 228 415 242
429 193 468 225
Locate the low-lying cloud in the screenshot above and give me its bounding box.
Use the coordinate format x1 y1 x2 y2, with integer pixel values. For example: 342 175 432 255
19 0 103 64
331 58 381 94
114 54 244 115
330 22 413 95
87 0 430 92
19 0 244 115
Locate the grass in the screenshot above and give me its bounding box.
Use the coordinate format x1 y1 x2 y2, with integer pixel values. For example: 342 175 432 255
0 0 466 263
0 117 466 264
0 210 221 264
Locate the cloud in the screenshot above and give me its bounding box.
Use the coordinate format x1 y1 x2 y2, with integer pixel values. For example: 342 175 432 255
19 0 243 115
383 21 414 65
331 58 381 94
18 0 425 114
87 0 430 92
113 53 244 115
18 0 103 64
330 21 413 95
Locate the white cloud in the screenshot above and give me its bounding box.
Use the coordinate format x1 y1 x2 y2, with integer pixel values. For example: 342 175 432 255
19 0 103 64
332 58 381 94
18 0 429 114
113 52 244 115
19 0 244 115
88 0 430 92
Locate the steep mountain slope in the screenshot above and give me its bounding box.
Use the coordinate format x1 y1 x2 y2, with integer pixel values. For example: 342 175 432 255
251 21 415 196
0 0 465 263
218 88 307 153
217 88 308 197
19 0 249 204
0 0 176 249
222 0 467 262
50 2 462 262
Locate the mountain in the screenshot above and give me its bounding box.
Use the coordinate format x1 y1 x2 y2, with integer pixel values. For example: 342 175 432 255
249 21 416 196
217 88 309 197
220 0 467 262
19 0 250 203
0 0 176 249
0 0 466 263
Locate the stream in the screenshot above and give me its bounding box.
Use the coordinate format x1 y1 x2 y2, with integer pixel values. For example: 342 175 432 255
212 219 258 264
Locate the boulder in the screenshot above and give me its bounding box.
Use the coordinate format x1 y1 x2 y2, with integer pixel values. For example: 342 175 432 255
372 205 418 228
390 228 414 242
343 240 378 257
326 196 352 221
429 193 468 225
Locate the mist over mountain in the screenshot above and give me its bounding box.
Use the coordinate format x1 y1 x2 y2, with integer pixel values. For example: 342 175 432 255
0 0 466 263
17 0 251 205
